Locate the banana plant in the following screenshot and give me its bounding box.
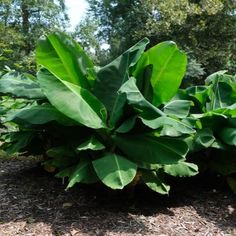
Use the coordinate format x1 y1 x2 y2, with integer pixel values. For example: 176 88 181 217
0 32 201 194
176 71 236 193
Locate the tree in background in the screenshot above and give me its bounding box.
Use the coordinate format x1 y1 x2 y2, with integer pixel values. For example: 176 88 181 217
0 0 68 73
85 0 236 79
73 16 110 65
86 0 146 60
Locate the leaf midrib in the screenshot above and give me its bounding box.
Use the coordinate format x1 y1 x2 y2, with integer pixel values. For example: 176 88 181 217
62 80 104 125
49 36 80 86
113 154 124 187
109 55 130 127
144 136 186 157
151 48 177 88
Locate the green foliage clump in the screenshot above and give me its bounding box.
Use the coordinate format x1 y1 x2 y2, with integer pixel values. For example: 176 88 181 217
0 32 235 194
84 0 236 76
0 0 68 73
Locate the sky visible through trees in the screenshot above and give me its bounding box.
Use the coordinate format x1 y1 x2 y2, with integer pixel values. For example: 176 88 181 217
65 0 88 30
0 0 235 81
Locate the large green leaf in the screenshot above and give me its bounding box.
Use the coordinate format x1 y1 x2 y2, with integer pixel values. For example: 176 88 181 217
219 128 236 146
185 86 209 109
205 71 236 86
45 146 77 169
116 116 137 133
206 72 236 112
94 38 149 127
160 117 197 137
205 70 228 84
38 69 107 129
5 104 75 125
141 170 170 194
0 72 45 99
114 134 188 164
77 136 105 151
186 72 236 116
92 153 137 189
133 41 187 106
36 32 94 88
57 157 98 188
140 116 195 135
164 162 198 177
47 146 75 158
191 129 215 152
192 105 236 119
207 81 235 111
119 77 165 117
116 113 195 136
119 78 193 136
163 100 193 118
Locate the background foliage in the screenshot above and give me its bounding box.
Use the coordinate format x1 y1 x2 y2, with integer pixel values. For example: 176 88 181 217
1 0 236 82
80 0 236 82
0 0 68 73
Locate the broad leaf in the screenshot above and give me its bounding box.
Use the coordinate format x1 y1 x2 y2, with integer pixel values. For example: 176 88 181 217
142 170 170 194
206 73 236 112
37 32 93 88
163 100 193 118
5 104 75 125
56 166 74 178
133 41 187 106
191 129 215 152
192 105 236 119
77 136 105 151
205 71 236 85
47 146 75 158
94 38 149 127
93 153 137 189
45 146 77 168
140 116 195 135
164 162 198 177
114 134 188 164
207 81 234 111
116 116 137 133
57 157 98 188
119 77 165 117
159 125 183 137
205 70 228 84
38 69 107 129
185 86 209 108
219 128 236 146
0 72 45 99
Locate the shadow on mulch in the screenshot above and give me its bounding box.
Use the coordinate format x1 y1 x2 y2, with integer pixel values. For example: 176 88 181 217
0 158 235 235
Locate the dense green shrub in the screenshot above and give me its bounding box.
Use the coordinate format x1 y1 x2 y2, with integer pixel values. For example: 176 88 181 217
0 32 235 194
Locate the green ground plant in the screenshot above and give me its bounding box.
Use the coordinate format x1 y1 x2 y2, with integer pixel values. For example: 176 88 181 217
0 32 235 194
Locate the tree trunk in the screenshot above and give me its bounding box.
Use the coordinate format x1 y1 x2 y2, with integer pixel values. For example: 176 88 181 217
21 0 31 53
21 0 29 34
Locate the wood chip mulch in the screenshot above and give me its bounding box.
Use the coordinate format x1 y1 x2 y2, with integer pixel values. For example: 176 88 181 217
0 158 235 236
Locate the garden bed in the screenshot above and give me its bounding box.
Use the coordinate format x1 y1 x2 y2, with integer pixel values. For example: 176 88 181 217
0 157 235 236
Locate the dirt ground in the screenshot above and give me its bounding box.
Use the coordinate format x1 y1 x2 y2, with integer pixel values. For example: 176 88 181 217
0 157 235 236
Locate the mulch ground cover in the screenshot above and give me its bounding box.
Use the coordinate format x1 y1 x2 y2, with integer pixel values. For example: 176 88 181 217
0 157 235 236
